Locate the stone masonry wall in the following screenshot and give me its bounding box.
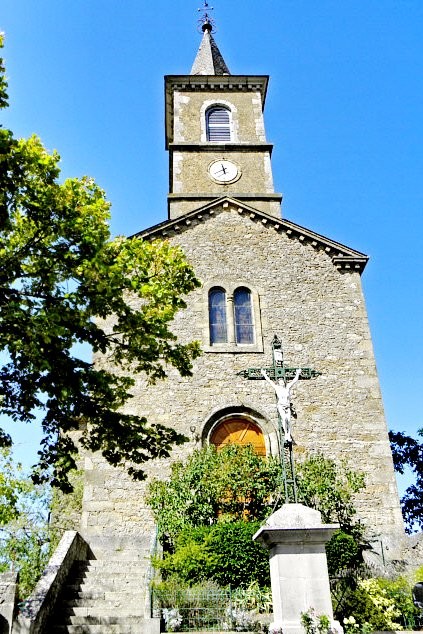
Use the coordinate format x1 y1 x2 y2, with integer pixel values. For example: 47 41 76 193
173 91 265 144
83 203 404 554
169 89 279 219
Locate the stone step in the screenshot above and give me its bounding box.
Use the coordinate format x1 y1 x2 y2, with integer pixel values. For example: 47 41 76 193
50 625 147 634
62 607 145 619
71 569 148 579
74 560 150 571
47 546 156 633
63 589 145 601
62 614 147 625
66 579 146 593
70 567 147 581
73 568 149 579
69 575 147 587
87 552 151 561
62 593 145 608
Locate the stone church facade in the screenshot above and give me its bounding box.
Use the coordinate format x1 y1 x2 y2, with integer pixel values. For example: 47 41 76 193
81 21 404 555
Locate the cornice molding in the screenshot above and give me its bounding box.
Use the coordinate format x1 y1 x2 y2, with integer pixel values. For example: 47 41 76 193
169 142 274 154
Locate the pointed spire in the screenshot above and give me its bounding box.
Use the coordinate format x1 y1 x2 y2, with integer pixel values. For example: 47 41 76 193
191 4 230 76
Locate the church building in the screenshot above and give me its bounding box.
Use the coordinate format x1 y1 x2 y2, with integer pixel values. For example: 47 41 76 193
82 16 404 557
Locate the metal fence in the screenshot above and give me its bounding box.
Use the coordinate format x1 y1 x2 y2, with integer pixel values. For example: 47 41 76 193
151 585 233 631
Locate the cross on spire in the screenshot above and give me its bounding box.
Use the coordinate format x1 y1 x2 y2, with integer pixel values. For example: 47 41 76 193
197 1 215 33
191 2 230 75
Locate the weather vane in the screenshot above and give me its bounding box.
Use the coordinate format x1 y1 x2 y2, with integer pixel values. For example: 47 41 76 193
197 1 216 33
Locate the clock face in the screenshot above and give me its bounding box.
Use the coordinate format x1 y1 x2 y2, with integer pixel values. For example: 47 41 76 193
208 159 240 184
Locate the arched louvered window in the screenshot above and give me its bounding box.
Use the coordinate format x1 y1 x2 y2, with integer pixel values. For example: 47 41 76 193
206 107 231 142
209 287 228 344
234 287 254 344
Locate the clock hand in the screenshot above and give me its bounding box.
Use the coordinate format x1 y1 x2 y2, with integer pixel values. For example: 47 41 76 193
215 165 227 175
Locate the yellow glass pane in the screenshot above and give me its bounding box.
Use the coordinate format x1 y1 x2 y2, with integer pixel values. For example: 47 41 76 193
211 418 266 456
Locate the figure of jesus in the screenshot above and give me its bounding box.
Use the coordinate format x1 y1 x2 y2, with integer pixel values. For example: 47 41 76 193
261 368 302 443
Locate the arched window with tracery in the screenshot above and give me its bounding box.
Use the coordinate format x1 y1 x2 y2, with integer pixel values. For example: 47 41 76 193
206 106 231 142
209 287 228 344
234 287 254 344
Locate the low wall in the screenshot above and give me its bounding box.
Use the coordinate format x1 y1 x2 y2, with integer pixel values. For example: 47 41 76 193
0 572 18 633
12 531 90 634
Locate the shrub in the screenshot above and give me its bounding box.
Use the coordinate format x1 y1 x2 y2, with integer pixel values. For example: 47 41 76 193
153 539 218 583
205 521 270 588
326 530 362 577
232 581 272 613
340 578 404 631
154 521 270 589
377 576 420 630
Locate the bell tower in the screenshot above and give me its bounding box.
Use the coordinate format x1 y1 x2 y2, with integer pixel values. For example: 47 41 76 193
165 16 282 220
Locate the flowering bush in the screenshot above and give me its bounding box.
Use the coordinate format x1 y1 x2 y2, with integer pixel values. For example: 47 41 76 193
162 607 183 632
223 606 256 631
359 579 403 631
343 616 372 634
340 577 406 632
300 608 331 634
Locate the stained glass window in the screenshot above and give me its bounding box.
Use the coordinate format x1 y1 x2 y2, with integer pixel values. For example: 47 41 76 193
209 287 228 344
234 287 254 344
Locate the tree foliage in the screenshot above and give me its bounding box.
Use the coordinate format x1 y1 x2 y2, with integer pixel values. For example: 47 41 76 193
0 447 51 600
148 444 367 593
295 453 365 529
0 35 201 489
389 427 423 532
0 448 29 524
147 444 282 546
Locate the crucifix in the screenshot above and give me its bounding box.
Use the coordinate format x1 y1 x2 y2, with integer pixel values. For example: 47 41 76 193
237 335 321 502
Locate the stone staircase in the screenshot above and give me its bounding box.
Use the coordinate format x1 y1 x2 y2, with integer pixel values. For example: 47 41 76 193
47 537 158 634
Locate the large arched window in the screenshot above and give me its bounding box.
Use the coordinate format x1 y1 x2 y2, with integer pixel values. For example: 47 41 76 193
234 287 254 344
209 287 228 344
206 106 231 142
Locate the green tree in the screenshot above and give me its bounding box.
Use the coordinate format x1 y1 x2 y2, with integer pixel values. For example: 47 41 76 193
0 447 51 600
0 448 29 524
148 445 367 593
295 453 365 529
147 444 282 546
389 428 423 532
0 35 201 490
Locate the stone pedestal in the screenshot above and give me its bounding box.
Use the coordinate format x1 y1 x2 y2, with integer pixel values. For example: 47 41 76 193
253 504 340 634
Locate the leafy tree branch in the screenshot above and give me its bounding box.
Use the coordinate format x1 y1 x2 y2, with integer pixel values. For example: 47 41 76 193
389 427 423 532
0 35 201 490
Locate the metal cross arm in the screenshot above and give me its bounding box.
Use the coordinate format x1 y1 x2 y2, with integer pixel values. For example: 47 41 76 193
236 367 322 381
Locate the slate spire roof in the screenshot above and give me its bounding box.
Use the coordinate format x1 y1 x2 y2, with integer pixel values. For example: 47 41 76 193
190 22 230 76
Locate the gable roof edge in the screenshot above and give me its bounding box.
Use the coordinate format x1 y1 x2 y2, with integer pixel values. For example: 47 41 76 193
132 197 369 274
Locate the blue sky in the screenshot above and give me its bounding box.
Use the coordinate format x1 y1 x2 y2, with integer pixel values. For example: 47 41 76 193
1 1 422 494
